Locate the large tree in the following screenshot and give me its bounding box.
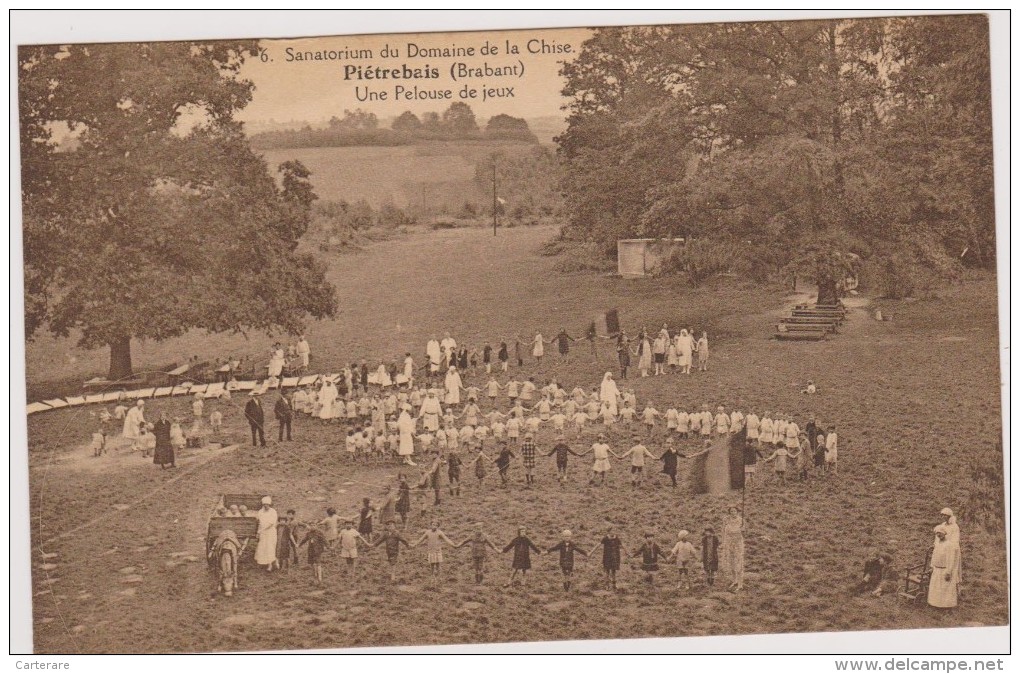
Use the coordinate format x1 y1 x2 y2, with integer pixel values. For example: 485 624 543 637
19 41 338 380
558 16 995 296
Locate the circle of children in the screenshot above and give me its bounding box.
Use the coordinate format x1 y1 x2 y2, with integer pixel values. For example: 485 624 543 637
196 326 840 596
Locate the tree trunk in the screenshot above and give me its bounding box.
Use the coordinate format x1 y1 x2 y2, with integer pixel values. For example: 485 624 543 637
817 278 839 306
108 336 133 381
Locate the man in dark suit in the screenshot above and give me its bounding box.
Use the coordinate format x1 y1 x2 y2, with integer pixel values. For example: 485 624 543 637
245 391 266 447
274 391 294 442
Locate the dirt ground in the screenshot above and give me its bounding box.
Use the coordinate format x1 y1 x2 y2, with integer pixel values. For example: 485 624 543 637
24 225 1008 653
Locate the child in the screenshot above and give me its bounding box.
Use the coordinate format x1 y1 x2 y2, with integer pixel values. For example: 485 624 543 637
762 444 796 486
469 445 493 487
620 437 656 486
586 435 618 487
546 434 581 484
457 522 499 584
619 401 637 426
140 424 156 458
358 498 376 543
447 450 463 496
498 340 509 372
547 529 588 591
633 531 664 584
714 406 730 435
676 409 690 439
688 408 702 438
345 429 357 461
641 405 660 436
701 527 720 587
501 526 542 588
90 426 107 457
665 407 679 435
170 417 186 453
590 527 623 590
796 433 811 480
395 474 412 527
506 378 520 403
825 426 839 474
520 377 537 402
494 442 516 487
485 377 502 403
519 432 539 486
276 512 299 572
299 525 329 584
549 410 567 434
320 507 342 549
505 415 521 445
209 407 223 435
337 520 368 576
696 332 709 371
572 408 589 436
411 520 457 585
659 438 680 488
372 520 410 583
667 530 698 591
730 408 745 434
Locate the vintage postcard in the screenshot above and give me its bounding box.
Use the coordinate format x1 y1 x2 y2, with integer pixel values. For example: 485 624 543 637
13 11 1009 655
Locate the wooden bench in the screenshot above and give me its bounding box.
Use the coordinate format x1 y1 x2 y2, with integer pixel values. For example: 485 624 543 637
775 325 827 341
167 363 190 386
83 376 145 392
781 317 839 333
792 309 846 323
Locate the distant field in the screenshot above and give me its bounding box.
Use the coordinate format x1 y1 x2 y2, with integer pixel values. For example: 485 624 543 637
260 140 542 211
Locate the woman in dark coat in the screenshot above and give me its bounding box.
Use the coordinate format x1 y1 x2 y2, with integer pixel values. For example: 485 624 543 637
502 526 542 587
153 412 175 468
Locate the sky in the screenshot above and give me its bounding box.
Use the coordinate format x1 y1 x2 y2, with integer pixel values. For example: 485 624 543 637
236 26 592 125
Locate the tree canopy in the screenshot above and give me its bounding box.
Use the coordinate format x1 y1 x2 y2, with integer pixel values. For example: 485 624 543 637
557 16 995 296
19 41 338 379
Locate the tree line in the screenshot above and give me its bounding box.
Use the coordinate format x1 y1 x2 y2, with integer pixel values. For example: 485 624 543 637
250 103 539 150
556 15 995 297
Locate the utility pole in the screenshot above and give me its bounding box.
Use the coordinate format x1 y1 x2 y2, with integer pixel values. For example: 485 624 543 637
492 158 497 237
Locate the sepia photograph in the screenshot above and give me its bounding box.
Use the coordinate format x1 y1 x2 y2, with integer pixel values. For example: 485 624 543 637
12 10 1009 657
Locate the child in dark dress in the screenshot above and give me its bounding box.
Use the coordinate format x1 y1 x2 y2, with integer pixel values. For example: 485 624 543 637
300 526 328 584
502 526 543 588
358 498 376 543
276 511 299 572
494 442 516 488
395 474 412 527
590 527 623 590
372 520 411 583
447 451 463 496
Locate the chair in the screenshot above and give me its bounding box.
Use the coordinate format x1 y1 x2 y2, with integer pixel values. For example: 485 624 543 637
902 546 934 600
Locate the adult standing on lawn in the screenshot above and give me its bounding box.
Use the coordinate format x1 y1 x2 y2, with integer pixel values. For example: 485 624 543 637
928 524 961 609
255 496 279 572
153 410 175 468
397 404 417 465
123 399 146 440
274 390 293 442
721 506 745 592
296 334 311 369
599 372 620 417
245 391 267 448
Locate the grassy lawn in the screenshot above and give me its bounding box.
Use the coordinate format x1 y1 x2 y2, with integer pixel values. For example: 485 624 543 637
24 225 1007 653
